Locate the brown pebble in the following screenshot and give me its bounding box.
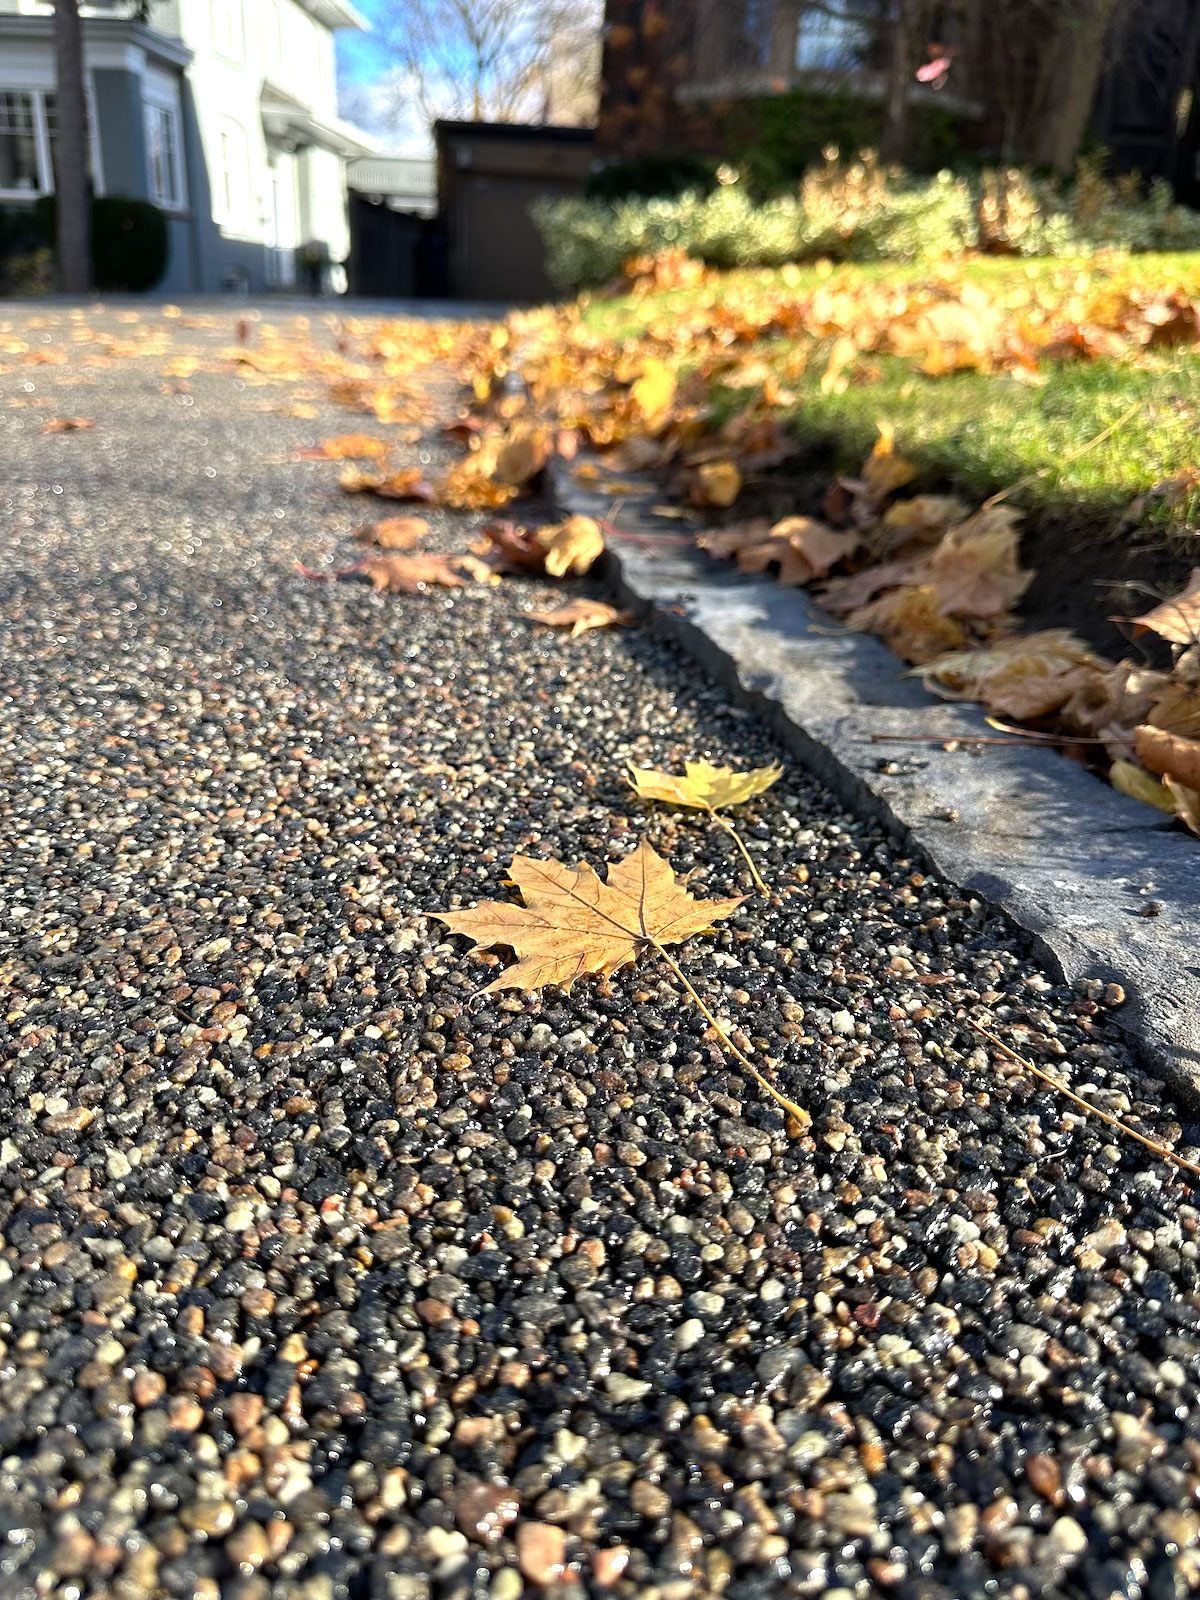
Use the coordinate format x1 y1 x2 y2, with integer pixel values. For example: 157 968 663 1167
1102 982 1126 1008
630 1480 671 1519
225 1521 269 1570
454 1481 520 1545
592 1546 630 1586
981 1497 1019 1534
1027 1453 1064 1507
516 1521 567 1586
228 1392 264 1437
131 1371 166 1408
181 1500 237 1537
415 1297 454 1326
167 1395 204 1432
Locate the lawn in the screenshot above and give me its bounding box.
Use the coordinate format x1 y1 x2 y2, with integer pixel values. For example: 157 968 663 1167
582 252 1200 531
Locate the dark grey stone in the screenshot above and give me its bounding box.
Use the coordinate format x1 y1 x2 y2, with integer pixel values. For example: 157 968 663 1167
552 463 1200 1104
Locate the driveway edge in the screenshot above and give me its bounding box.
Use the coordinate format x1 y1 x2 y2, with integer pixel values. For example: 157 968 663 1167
551 462 1200 1105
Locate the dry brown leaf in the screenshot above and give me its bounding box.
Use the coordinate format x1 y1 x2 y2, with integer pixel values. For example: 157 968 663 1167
1134 723 1200 792
300 433 389 461
702 516 860 587
862 423 918 500
819 558 920 615
689 460 742 509
917 632 1102 719
353 516 429 550
1146 680 1200 738
493 424 552 487
527 598 630 637
433 837 744 993
453 552 504 586
536 515 605 578
913 507 1032 618
41 416 95 433
1131 569 1200 646
763 517 861 581
479 520 548 573
697 521 772 562
1164 777 1200 834
359 553 466 593
340 466 437 502
881 495 969 546
849 586 969 664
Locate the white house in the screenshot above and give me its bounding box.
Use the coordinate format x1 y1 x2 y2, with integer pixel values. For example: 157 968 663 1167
0 0 376 293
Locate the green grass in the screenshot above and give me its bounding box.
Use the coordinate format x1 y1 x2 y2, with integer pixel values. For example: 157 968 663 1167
582 253 1200 529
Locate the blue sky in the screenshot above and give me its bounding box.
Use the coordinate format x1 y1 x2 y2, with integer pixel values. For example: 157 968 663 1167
337 0 390 93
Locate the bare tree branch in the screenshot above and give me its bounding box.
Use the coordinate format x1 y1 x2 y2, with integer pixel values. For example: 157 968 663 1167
370 0 601 132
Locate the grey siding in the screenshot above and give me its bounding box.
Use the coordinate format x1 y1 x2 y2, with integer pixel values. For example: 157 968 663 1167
91 68 149 198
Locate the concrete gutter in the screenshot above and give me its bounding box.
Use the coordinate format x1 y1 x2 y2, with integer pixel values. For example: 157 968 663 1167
551 463 1200 1105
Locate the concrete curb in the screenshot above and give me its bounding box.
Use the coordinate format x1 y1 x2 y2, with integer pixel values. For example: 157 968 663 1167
552 462 1200 1106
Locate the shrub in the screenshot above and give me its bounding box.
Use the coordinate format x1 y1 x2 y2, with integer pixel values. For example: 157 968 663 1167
535 153 1200 290
35 194 168 291
0 204 50 295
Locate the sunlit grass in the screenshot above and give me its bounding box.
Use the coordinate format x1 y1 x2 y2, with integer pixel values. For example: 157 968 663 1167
583 253 1200 528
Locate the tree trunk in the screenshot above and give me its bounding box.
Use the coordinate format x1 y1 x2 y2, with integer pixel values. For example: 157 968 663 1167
53 0 90 294
1034 0 1121 174
880 0 915 164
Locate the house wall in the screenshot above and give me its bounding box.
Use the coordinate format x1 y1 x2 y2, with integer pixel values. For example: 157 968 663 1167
165 0 354 290
1 0 365 295
90 67 147 196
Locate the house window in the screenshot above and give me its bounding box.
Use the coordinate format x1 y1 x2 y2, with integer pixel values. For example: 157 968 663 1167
217 118 250 229
145 100 184 208
795 2 876 73
213 0 245 61
0 89 74 198
0 91 43 195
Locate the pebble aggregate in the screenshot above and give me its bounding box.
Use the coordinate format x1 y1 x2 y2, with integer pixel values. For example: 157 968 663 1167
1 305 1200 1600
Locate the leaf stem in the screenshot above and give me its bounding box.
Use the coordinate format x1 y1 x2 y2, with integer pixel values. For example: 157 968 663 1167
649 937 810 1128
971 1020 1200 1181
707 807 769 895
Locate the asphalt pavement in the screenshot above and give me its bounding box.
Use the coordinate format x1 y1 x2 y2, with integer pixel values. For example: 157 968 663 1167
1 303 1198 1600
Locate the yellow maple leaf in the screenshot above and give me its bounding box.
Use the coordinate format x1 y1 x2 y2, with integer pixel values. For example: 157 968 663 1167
628 760 783 812
435 838 744 994
1109 760 1176 813
690 460 742 508
627 759 782 893
434 840 807 1125
535 514 605 578
629 358 677 431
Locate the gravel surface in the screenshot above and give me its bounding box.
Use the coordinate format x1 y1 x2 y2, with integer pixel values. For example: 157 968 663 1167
2 303 1200 1600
